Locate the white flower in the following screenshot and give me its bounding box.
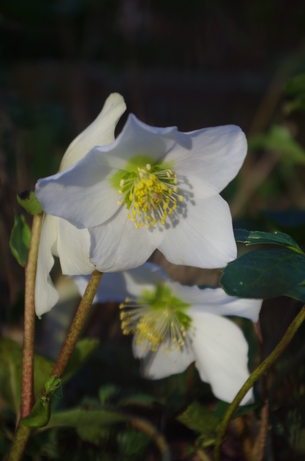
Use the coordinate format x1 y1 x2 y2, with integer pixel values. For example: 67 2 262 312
35 93 126 317
74 265 262 404
35 114 247 273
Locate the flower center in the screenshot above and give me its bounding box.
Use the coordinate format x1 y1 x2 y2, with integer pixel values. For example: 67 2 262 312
119 285 191 353
117 163 183 229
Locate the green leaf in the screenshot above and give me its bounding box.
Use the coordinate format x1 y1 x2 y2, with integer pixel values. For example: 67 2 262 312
46 408 126 429
249 125 305 165
220 248 305 299
33 355 55 398
117 430 150 458
234 229 303 254
76 426 110 446
285 74 305 95
17 190 43 215
285 284 305 303
214 401 262 419
0 338 22 412
99 385 119 406
177 402 219 435
62 338 100 384
117 393 157 408
9 212 31 267
22 396 51 428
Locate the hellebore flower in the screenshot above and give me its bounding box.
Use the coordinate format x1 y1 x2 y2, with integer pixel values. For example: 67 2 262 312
74 265 262 404
35 93 126 317
36 114 247 273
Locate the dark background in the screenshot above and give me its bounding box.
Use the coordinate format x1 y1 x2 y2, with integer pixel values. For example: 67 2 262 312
2 1 305 460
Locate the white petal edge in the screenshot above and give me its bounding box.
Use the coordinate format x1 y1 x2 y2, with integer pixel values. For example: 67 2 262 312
168 283 262 322
132 336 196 379
60 93 126 171
190 312 253 404
165 125 247 193
35 214 60 317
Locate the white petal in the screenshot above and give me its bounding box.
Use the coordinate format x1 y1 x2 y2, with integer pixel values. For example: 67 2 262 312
166 125 247 192
57 218 94 275
190 312 253 404
35 214 60 317
151 176 237 268
60 93 126 171
36 153 118 228
92 114 178 170
73 263 166 303
132 337 195 379
89 210 156 272
168 284 262 322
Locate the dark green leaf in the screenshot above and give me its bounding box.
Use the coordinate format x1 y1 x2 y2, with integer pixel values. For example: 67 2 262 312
117 393 157 408
76 426 110 445
177 402 219 435
285 74 305 95
220 248 305 298
17 190 43 215
0 338 22 412
214 401 262 419
117 430 150 458
234 229 303 254
285 284 305 303
33 355 55 398
249 125 305 165
46 408 126 429
62 338 100 384
99 385 119 406
9 212 31 267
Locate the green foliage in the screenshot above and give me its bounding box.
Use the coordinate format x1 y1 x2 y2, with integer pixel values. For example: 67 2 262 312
22 396 51 427
62 338 100 384
177 402 219 442
0 338 22 413
17 190 43 215
9 212 31 267
117 430 150 459
99 385 119 406
234 229 303 254
214 401 261 419
249 125 305 164
284 74 305 113
46 408 126 429
221 248 305 299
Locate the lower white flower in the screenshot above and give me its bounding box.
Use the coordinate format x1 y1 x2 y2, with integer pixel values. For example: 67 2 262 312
35 93 126 317
74 265 262 404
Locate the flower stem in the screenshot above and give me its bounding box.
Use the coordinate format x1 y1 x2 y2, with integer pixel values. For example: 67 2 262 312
48 269 103 381
21 213 43 419
214 305 305 461
8 269 103 461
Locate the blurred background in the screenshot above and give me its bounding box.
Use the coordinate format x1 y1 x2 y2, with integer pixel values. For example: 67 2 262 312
2 1 305 460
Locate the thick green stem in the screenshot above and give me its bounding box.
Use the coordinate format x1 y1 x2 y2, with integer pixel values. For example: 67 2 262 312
49 269 103 380
214 305 305 461
21 213 43 419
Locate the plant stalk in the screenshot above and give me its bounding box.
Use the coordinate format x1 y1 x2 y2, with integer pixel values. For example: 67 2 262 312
214 305 305 461
49 269 103 380
21 213 43 419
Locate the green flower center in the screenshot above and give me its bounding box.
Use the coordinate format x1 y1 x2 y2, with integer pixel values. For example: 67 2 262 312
111 156 182 228
119 285 192 352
